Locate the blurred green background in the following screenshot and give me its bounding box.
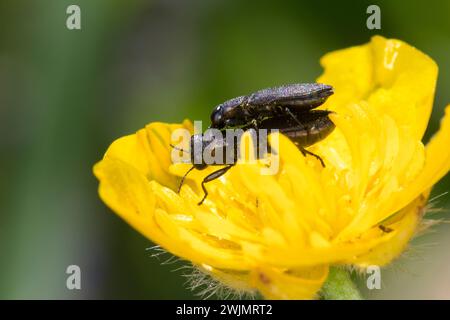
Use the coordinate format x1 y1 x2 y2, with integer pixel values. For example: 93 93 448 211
0 0 449 299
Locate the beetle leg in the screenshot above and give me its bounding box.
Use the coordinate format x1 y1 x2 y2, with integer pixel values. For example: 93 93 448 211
177 165 195 193
284 107 306 130
300 147 325 167
198 165 234 205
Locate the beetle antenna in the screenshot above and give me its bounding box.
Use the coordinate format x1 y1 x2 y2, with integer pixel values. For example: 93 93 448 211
170 144 187 153
177 165 195 193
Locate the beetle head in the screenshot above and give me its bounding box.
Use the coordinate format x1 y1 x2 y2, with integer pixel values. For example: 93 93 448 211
210 105 224 128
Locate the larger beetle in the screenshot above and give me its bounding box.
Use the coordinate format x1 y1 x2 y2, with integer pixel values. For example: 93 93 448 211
210 83 333 130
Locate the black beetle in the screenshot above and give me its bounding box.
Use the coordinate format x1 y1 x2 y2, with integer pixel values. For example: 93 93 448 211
174 109 335 205
172 129 270 205
210 83 333 130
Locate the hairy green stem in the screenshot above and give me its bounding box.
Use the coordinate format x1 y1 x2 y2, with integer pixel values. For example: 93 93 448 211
321 267 363 300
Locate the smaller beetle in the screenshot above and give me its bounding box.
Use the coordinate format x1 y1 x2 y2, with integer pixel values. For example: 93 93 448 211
172 130 259 205
210 83 333 130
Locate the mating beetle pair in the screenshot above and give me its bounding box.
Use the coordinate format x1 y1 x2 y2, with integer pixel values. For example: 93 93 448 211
174 83 335 205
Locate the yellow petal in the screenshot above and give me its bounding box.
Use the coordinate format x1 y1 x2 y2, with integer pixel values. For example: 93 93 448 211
94 157 250 270
143 120 193 190
319 35 438 140
386 104 450 219
103 134 150 175
348 193 426 267
93 157 160 244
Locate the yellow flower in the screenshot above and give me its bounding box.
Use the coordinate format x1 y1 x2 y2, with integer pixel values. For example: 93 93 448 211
93 36 450 299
